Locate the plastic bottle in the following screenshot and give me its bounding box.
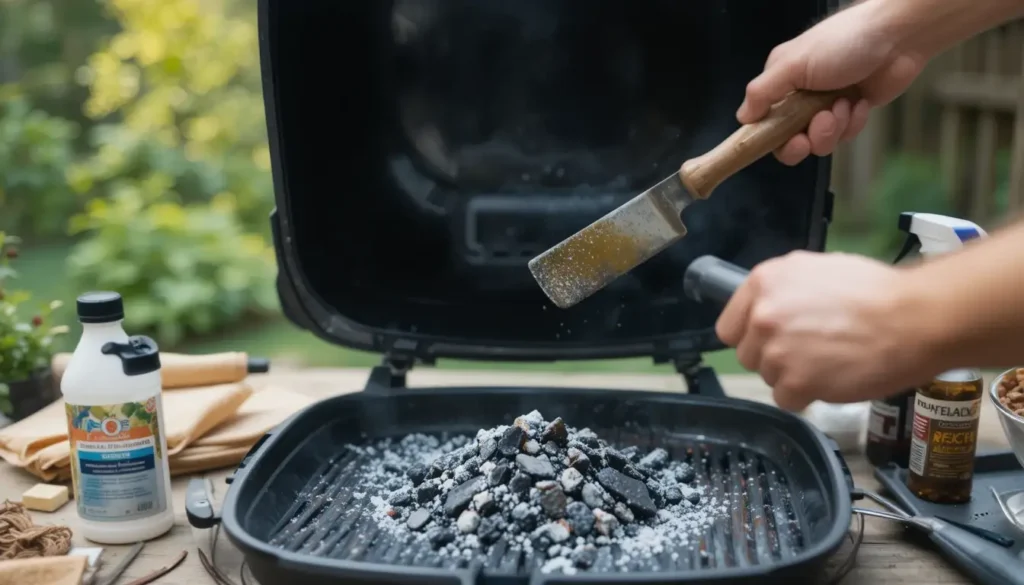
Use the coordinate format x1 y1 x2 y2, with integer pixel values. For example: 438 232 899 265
899 213 987 504
866 212 928 469
61 292 174 543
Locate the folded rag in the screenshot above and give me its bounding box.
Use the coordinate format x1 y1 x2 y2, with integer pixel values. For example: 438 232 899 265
0 556 86 585
0 382 256 481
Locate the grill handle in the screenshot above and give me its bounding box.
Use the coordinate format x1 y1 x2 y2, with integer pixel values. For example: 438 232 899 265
683 256 749 305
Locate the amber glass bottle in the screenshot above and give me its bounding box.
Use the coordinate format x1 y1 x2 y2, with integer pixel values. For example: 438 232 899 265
906 368 984 503
865 389 915 468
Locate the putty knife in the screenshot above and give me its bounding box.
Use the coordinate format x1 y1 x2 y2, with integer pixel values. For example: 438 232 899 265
528 87 858 309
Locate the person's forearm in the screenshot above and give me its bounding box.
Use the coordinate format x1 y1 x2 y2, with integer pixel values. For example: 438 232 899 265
899 214 1024 373
867 0 1024 60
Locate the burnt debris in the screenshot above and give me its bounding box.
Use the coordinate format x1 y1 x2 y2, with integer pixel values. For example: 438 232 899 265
349 411 716 574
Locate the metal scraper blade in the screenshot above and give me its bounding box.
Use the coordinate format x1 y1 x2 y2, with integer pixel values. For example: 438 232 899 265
528 172 694 309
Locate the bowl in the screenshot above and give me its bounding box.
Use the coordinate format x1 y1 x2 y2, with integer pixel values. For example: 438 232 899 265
990 367 1024 469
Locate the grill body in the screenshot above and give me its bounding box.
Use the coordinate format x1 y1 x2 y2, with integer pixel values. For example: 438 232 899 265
221 386 853 584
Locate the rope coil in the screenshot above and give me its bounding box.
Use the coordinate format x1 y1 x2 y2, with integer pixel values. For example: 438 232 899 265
0 500 73 560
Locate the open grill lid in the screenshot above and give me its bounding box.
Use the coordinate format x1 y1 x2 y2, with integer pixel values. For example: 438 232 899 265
260 0 838 367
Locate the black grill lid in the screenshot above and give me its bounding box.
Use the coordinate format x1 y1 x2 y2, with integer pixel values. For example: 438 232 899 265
260 0 838 363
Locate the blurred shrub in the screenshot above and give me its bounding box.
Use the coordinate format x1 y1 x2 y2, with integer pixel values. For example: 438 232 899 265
866 153 953 257
68 190 278 347
69 0 274 233
0 93 79 238
64 0 280 345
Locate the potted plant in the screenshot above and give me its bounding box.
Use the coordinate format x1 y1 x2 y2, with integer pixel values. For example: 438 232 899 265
0 233 68 424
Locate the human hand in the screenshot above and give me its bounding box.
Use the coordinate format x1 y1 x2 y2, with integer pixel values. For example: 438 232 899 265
738 0 929 166
714 251 933 411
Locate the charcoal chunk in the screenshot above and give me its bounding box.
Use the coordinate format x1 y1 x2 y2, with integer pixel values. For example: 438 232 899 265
479 438 498 461
646 479 666 507
567 448 591 473
523 440 541 455
560 467 584 494
444 476 486 517
604 449 631 471
575 429 600 448
619 445 640 462
621 464 647 481
541 417 569 445
581 483 606 509
536 480 567 518
509 472 532 497
613 501 635 524
416 483 439 504
406 464 428 486
388 489 413 507
534 521 571 544
565 501 594 537
686 489 701 506
478 515 506 544
572 544 598 569
407 508 432 531
473 491 497 516
516 454 555 479
488 464 512 487
639 447 669 470
596 467 657 519
462 457 481 474
674 463 696 484
498 426 526 457
664 486 683 505
593 508 620 537
542 441 561 457
428 528 456 549
383 461 405 474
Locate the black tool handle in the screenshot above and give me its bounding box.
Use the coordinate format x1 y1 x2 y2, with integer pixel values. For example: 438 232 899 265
683 255 750 305
930 520 1024 585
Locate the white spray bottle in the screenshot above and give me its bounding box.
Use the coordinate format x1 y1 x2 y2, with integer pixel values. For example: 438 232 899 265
807 212 987 455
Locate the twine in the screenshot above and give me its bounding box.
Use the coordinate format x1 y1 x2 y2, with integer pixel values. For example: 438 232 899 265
0 500 72 560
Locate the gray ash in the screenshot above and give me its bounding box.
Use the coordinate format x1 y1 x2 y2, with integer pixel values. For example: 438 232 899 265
356 411 725 575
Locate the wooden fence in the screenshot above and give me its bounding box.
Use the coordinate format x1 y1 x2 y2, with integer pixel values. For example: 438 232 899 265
831 21 1024 226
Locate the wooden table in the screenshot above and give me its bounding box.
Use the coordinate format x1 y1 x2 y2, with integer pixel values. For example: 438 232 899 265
3 368 1016 584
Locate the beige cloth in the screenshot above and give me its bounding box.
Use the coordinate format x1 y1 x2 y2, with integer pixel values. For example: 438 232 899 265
0 556 86 585
0 382 255 481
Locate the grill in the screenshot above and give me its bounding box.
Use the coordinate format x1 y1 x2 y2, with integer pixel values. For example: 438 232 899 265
215 386 852 584
269 439 804 572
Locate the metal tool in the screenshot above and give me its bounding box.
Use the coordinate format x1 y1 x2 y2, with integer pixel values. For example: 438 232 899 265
96 541 144 585
852 507 1024 585
992 485 1024 534
528 87 859 309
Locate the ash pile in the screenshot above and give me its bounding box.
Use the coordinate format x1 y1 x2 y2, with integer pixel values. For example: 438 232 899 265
360 411 725 574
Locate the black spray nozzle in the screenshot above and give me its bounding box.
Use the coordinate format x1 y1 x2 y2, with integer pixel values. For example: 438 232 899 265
101 335 161 377
683 256 750 306
247 357 270 374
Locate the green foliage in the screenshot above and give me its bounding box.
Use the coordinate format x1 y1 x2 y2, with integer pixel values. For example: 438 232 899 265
0 233 69 415
67 190 279 348
867 153 953 257
69 0 273 234
0 93 79 238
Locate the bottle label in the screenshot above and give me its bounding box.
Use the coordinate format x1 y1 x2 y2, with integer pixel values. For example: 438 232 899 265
909 393 981 480
868 400 901 442
65 397 168 522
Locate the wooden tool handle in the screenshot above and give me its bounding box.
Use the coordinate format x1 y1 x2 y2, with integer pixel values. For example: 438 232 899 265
679 87 860 199
52 351 266 388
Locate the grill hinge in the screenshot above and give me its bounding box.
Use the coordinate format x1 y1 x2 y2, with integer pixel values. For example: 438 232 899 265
672 355 726 398
365 353 432 391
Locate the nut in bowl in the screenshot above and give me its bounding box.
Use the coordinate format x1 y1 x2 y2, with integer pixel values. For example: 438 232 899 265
991 367 1024 469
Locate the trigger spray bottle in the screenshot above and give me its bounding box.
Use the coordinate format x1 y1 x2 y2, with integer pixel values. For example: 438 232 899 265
880 213 986 504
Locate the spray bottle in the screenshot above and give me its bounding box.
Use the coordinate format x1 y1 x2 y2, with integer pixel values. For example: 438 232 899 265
61 292 175 543
886 212 987 503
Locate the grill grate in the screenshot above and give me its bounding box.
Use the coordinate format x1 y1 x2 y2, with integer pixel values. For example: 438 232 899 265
264 432 806 575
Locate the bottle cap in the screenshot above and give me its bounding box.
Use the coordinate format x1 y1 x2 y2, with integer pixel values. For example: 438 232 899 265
76 291 125 324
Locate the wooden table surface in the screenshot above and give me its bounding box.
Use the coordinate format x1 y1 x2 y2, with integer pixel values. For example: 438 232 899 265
3 367 1018 584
